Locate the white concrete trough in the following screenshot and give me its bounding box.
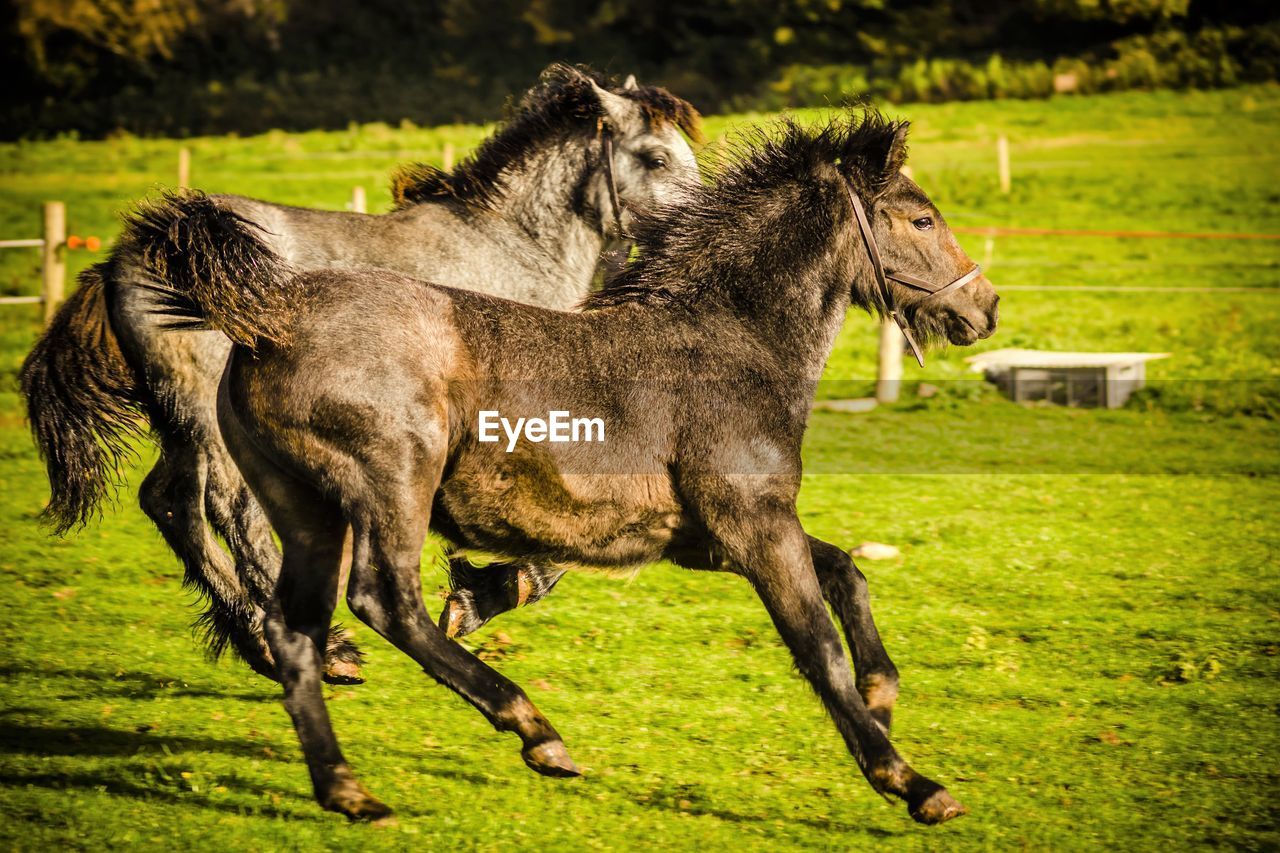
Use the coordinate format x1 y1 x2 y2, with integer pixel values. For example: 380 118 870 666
965 348 1170 409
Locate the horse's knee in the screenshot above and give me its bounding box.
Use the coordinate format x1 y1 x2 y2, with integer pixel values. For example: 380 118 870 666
346 587 378 627
846 559 871 595
816 548 868 597
346 572 391 634
138 464 174 527
140 453 206 530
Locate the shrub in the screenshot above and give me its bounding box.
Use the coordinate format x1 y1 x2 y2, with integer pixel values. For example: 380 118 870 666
761 24 1279 110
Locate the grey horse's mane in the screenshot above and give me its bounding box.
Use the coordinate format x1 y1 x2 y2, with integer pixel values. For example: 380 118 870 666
391 64 702 211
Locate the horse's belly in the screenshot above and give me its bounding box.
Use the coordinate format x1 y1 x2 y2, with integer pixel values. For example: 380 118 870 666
436 450 681 568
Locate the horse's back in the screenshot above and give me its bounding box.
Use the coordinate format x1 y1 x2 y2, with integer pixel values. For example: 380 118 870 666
211 194 450 273
281 268 465 379
214 194 575 307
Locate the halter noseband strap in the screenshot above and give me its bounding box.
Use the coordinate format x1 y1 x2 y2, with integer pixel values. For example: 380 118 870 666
845 184 981 368
597 119 628 239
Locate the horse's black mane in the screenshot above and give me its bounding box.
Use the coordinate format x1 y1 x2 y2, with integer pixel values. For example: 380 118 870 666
392 65 703 211
582 113 908 312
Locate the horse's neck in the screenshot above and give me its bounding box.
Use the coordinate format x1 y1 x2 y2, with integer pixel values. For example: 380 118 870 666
719 235 856 382
376 142 603 308
485 142 604 288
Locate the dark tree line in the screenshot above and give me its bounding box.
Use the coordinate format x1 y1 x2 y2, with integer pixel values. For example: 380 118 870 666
2 0 1277 138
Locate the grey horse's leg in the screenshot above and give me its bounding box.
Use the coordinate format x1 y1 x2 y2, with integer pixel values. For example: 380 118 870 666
138 435 277 678
112 279 364 682
438 559 567 638
809 536 900 733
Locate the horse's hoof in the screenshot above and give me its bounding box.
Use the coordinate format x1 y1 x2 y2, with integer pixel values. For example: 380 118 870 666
908 786 968 825
522 740 581 778
440 593 485 639
323 624 365 684
323 658 365 685
322 780 393 821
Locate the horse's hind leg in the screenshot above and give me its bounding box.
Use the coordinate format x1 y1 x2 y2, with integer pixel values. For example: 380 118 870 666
221 420 388 818
116 280 362 683
809 536 899 733
343 453 578 777
202 450 365 683
264 497 386 818
350 548 578 777
439 558 567 638
139 436 277 679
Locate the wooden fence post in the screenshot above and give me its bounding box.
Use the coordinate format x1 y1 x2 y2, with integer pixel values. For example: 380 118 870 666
997 135 1011 194
42 201 66 325
178 147 191 189
350 185 367 214
876 318 904 403
442 142 455 171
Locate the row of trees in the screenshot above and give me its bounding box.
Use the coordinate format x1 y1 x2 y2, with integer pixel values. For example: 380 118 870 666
2 0 1276 138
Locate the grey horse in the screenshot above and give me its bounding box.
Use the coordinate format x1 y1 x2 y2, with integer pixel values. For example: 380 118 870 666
20 64 702 681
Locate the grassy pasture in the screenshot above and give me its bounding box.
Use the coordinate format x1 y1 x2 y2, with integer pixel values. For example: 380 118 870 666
0 86 1277 849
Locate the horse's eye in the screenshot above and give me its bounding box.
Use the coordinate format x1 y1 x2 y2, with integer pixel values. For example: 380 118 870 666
912 216 934 231
644 154 668 170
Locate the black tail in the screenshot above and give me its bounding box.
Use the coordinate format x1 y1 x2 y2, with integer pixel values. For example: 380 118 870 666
20 265 146 533
121 191 298 348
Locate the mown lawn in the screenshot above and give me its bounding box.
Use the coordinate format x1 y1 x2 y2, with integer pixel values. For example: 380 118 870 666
0 85 1277 849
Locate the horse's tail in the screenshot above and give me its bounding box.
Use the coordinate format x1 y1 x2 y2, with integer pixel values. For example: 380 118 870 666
19 264 147 533
119 190 298 348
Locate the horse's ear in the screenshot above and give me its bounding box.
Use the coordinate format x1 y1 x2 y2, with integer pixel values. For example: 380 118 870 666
882 121 910 183
589 78 637 129
623 74 638 90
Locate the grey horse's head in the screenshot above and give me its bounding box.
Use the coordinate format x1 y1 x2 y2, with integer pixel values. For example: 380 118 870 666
583 74 702 237
391 66 702 239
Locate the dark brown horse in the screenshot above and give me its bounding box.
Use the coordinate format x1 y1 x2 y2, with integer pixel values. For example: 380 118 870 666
150 113 998 824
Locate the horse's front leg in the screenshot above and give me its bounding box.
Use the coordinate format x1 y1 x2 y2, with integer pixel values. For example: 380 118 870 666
809 536 899 733
728 514 964 824
439 558 567 638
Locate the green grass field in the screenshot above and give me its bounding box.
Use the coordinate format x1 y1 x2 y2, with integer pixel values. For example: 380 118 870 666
1 86 1278 849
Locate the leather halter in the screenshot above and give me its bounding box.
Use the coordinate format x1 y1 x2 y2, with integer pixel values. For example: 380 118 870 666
845 184 982 368
597 118 628 238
